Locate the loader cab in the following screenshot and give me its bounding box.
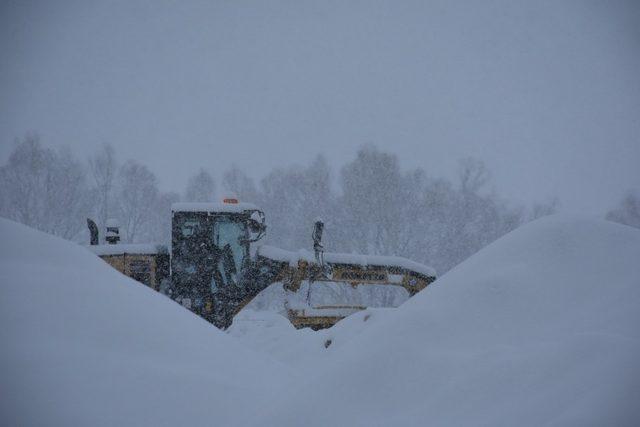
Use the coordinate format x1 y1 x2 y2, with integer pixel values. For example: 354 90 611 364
170 200 266 326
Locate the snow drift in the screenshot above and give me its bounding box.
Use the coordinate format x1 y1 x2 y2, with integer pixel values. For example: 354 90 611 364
0 218 291 427
252 216 640 426
2 215 640 426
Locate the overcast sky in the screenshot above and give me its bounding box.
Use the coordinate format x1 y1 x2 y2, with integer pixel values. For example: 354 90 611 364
1 0 639 214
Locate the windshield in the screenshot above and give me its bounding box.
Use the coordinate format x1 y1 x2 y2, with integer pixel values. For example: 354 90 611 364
211 216 247 289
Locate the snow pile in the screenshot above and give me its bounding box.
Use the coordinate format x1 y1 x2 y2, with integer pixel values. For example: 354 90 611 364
0 218 292 427
229 310 321 368
250 216 640 426
229 307 398 369
3 215 640 426
241 280 409 313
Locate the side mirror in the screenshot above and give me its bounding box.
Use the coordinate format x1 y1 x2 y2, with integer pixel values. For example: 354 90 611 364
246 210 266 242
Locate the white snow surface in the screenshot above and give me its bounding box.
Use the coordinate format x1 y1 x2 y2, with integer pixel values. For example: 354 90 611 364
0 218 292 427
87 243 162 256
238 215 640 426
171 201 258 213
241 280 409 313
2 215 640 426
258 244 437 277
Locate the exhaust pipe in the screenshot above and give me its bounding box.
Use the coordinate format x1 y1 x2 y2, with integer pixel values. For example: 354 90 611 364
87 218 99 245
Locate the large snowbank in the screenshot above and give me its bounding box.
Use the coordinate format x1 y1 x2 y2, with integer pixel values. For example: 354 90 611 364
3 215 640 426
0 218 292 426
247 216 640 426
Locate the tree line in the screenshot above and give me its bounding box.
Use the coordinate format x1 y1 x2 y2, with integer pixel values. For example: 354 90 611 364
1 134 637 274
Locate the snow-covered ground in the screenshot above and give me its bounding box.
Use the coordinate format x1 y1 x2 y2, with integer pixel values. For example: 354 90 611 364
2 215 640 426
0 218 293 426
245 216 640 426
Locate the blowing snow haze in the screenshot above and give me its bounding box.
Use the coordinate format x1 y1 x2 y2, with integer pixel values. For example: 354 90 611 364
1 0 639 214
2 2 640 425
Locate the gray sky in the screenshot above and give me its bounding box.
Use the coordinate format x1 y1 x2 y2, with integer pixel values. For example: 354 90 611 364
1 0 639 214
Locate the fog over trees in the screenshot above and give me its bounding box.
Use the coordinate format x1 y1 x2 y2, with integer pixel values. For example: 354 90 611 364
1 134 635 274
606 191 640 230
184 169 216 203
0 134 89 240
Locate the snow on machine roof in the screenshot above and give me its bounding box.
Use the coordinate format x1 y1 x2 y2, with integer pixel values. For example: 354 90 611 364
171 202 259 214
88 243 162 256
258 245 436 278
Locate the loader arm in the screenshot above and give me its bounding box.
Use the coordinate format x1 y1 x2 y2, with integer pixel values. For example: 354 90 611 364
253 245 436 329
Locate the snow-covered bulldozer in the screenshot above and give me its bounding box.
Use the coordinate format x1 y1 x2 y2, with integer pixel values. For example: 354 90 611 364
88 198 435 329
169 199 436 329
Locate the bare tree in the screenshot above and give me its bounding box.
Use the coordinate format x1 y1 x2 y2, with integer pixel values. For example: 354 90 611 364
0 134 90 240
529 197 560 221
338 145 407 255
222 165 258 202
184 168 216 202
458 157 491 194
258 154 334 250
606 190 640 229
47 147 91 240
116 160 159 243
0 134 51 228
